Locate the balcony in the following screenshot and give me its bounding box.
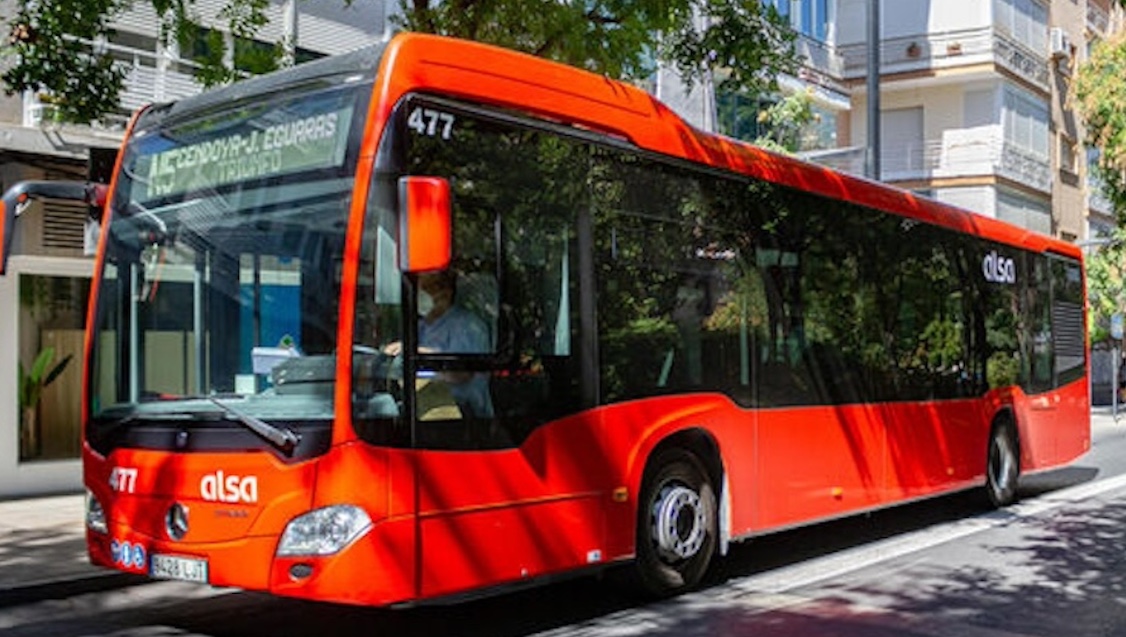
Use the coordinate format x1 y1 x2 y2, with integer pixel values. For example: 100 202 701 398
1088 1 1110 36
839 27 1049 93
25 40 205 130
795 35 845 87
804 128 1051 194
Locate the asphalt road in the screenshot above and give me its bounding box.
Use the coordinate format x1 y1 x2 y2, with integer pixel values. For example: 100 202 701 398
4 411 1126 637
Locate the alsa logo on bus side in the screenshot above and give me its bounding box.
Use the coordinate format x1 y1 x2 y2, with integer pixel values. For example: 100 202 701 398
200 471 258 504
982 251 1016 284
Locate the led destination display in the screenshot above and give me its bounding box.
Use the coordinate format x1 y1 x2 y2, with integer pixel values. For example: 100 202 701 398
139 102 354 201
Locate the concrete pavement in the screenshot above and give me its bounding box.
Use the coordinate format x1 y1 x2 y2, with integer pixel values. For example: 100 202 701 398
0 494 141 607
0 408 1120 608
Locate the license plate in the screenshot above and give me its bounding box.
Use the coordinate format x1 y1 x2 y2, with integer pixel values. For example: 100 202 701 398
150 554 209 584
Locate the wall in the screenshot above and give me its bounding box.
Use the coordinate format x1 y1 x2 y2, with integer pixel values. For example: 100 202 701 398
836 0 993 45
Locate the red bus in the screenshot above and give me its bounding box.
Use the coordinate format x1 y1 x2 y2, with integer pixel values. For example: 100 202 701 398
0 33 1090 606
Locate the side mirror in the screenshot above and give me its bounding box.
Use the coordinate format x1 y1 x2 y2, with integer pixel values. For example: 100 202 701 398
0 181 107 275
398 176 451 273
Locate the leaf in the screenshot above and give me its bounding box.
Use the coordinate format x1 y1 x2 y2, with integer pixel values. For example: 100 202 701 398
42 354 73 388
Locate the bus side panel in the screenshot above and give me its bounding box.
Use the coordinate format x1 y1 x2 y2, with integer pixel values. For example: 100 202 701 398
418 495 604 598
410 397 735 597
883 401 989 499
1014 380 1091 471
413 442 611 599
754 405 885 530
1053 380 1093 464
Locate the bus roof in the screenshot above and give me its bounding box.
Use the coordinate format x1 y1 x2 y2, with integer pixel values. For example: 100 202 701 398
144 32 1080 262
374 33 1080 262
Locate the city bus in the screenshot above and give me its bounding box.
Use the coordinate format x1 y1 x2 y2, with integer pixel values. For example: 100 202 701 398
0 32 1089 606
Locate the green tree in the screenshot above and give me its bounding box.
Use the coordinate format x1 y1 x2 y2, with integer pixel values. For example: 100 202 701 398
1085 227 1126 345
1075 26 1126 223
2 0 281 124
396 0 797 98
751 88 817 153
4 0 798 126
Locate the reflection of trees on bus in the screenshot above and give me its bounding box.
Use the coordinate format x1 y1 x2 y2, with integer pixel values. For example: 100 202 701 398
376 97 1086 445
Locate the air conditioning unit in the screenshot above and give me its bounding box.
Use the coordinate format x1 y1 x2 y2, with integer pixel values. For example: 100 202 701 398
1050 27 1071 59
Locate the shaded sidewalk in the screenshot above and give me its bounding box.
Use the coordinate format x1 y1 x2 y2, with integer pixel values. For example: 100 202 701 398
0 494 141 607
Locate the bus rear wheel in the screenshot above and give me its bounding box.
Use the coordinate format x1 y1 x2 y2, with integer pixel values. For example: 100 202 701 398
985 422 1019 508
634 448 717 598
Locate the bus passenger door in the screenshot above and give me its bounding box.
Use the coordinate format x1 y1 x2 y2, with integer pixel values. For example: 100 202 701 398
396 101 602 599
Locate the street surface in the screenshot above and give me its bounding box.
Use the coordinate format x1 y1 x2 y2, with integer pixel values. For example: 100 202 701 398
4 410 1126 637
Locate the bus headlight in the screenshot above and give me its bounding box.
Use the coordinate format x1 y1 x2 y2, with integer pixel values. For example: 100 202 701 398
276 505 373 556
86 490 107 534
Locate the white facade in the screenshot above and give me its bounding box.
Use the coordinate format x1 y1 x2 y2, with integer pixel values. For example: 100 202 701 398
771 0 1119 244
0 0 386 498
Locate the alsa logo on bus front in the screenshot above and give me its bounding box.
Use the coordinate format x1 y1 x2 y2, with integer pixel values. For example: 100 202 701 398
200 471 258 504
982 251 1016 284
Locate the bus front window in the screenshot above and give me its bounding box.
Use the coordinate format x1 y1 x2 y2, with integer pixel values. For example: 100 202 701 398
87 80 397 457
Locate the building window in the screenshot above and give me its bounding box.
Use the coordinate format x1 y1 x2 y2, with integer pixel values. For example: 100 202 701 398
1003 85 1049 160
880 107 924 176
997 189 1051 234
18 275 89 461
994 0 1048 53
764 0 829 41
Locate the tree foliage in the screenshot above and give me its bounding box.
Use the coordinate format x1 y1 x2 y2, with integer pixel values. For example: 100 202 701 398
2 0 279 124
394 0 798 97
1085 227 1126 344
751 88 817 153
1075 29 1126 223
2 0 131 124
3 0 798 127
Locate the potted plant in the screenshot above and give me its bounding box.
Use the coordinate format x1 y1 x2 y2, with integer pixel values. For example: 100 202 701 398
18 347 72 459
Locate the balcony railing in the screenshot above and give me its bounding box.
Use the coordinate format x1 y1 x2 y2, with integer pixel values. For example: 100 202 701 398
795 34 845 83
803 128 1051 194
25 39 207 130
839 27 1048 92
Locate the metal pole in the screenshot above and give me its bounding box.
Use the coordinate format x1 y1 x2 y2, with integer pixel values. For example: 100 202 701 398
865 0 881 180
1115 343 1121 420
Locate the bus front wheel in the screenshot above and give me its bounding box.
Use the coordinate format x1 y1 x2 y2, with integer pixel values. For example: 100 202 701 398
985 421 1019 507
634 448 717 598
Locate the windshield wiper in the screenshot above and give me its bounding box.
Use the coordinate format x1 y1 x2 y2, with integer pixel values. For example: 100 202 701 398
209 397 301 456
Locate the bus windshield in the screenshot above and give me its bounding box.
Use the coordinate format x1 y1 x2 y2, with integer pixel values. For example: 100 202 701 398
88 79 382 446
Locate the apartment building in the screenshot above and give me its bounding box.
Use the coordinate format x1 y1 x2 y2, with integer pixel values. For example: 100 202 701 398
772 0 1120 244
0 0 386 497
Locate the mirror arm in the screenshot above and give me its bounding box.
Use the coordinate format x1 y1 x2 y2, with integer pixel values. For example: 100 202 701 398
0 180 109 275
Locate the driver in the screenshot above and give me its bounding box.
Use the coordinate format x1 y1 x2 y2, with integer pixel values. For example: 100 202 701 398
385 270 494 418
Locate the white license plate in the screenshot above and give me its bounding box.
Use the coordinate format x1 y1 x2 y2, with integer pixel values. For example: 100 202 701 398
150 554 209 584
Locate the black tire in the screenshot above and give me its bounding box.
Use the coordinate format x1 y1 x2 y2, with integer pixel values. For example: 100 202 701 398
633 448 717 598
985 421 1019 508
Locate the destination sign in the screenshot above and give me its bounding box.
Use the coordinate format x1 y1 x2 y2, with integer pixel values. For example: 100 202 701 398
140 104 353 201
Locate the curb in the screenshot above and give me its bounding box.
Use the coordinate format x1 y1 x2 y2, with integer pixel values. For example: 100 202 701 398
0 572 147 609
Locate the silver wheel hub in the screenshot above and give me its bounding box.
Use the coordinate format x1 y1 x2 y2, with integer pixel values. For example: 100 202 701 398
651 484 706 560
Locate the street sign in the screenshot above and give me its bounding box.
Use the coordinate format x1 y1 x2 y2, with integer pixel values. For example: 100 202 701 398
1113 313 1124 340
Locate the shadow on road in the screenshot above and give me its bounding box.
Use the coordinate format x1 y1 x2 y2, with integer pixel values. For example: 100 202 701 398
0 462 1111 637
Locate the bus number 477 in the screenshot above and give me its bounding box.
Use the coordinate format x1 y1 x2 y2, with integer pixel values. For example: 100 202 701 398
408 107 455 140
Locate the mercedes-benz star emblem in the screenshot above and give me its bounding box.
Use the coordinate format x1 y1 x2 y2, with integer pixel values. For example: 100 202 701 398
166 502 189 540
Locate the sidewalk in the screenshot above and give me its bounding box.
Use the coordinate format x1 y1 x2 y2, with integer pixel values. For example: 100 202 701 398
0 494 141 607
0 409 1120 608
